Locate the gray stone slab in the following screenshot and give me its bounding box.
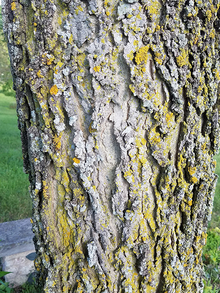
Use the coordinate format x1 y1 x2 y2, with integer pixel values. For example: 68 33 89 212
0 218 35 257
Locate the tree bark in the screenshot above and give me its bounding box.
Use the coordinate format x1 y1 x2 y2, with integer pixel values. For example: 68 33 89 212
2 0 220 292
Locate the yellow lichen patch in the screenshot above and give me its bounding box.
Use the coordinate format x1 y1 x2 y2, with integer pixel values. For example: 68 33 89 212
201 143 206 150
93 66 101 72
191 177 198 184
34 257 41 272
203 84 208 96
141 137 146 145
37 70 44 78
188 166 196 175
76 5 83 14
123 169 135 183
47 56 55 65
53 134 61 150
42 180 49 198
150 131 161 145
135 45 150 65
63 285 70 293
129 84 135 93
197 85 202 93
11 2 16 10
58 184 66 199
57 211 71 247
213 69 220 81
131 40 138 48
153 51 165 65
212 160 217 168
154 57 163 65
57 61 63 68
61 170 71 195
165 112 174 123
133 66 145 79
206 10 212 21
63 9 68 17
69 34 73 44
146 213 156 232
50 85 58 95
46 32 58 50
210 29 215 39
145 0 161 21
194 36 199 44
73 157 80 164
58 16 62 26
176 49 188 67
94 140 99 150
112 46 119 62
75 53 86 67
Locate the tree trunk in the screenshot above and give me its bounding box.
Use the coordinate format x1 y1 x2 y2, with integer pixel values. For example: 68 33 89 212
2 0 220 292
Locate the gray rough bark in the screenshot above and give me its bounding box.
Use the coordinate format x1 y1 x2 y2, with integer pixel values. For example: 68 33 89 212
2 0 220 292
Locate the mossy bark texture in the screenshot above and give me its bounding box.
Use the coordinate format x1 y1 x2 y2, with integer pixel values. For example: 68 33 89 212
2 0 220 292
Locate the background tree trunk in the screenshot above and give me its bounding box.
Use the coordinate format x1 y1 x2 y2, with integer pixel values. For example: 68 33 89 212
2 0 220 292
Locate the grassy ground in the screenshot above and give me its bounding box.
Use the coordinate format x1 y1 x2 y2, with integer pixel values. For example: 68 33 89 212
210 152 220 229
202 152 220 292
0 92 31 223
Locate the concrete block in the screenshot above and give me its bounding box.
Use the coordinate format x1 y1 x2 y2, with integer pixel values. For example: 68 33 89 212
1 250 35 287
0 218 36 287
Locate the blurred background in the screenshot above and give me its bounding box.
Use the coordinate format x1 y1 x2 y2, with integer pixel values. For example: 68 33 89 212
0 6 31 223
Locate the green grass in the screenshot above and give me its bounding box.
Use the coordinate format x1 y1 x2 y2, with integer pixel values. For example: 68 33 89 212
202 153 220 293
209 152 220 229
0 271 42 293
0 92 31 223
203 227 220 292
